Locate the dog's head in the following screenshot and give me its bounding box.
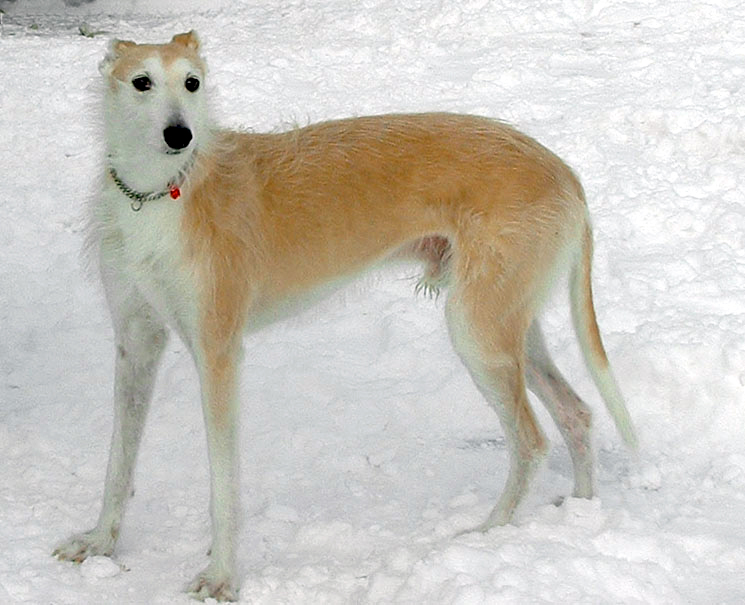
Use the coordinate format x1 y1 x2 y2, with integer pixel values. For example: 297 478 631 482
100 32 209 181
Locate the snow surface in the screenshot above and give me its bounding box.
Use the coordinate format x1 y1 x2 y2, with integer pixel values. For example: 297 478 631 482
1 0 745 603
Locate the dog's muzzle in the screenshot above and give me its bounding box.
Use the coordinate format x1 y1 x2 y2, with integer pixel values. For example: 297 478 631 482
163 124 193 152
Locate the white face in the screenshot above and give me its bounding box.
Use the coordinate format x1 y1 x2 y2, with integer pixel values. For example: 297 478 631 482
103 50 209 170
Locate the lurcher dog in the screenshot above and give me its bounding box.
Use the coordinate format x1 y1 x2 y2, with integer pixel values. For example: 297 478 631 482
54 31 636 601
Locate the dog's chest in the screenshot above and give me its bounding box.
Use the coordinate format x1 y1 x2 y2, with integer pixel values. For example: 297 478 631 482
108 196 196 331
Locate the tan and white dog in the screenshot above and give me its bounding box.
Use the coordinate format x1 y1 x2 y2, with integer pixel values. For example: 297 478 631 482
54 31 636 601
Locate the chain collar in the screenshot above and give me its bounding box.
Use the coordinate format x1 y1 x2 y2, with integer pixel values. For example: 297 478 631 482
108 151 197 211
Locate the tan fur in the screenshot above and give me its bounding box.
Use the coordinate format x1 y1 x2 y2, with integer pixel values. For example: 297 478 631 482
578 225 610 366
184 115 586 318
53 33 635 603
107 30 205 84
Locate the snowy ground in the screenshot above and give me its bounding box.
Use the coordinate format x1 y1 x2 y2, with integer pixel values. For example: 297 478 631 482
1 0 745 603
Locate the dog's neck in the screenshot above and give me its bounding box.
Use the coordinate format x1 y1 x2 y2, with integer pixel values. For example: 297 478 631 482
107 150 198 211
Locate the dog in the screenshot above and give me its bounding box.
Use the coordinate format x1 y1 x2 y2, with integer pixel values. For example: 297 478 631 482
53 31 636 601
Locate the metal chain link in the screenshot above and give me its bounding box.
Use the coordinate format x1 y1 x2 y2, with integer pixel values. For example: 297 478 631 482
108 166 171 211
108 151 198 212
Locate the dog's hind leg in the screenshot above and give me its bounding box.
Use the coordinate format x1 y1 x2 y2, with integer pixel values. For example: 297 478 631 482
54 283 167 562
446 270 548 530
526 321 594 499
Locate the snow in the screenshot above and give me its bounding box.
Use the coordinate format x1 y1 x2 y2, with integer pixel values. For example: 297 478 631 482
1 0 744 603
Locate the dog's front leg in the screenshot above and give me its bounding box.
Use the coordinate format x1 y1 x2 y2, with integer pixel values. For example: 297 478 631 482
54 286 167 563
187 339 241 602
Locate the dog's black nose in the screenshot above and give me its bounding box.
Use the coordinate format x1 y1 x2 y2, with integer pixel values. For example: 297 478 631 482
163 125 192 150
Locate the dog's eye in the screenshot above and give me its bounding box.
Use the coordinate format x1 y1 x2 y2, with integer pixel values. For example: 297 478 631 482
132 76 152 92
184 76 200 92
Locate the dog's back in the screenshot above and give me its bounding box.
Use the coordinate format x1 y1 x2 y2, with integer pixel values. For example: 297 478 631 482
184 114 587 312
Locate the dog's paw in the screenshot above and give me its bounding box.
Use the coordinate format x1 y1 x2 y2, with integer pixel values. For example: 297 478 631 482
53 529 115 564
187 565 237 602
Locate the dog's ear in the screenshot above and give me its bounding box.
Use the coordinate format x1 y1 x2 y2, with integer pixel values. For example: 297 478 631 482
99 38 136 76
171 31 200 51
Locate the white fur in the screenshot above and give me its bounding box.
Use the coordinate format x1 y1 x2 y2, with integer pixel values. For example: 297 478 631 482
100 54 209 191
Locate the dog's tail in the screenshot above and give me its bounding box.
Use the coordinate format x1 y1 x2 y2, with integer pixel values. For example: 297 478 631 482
570 223 638 449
